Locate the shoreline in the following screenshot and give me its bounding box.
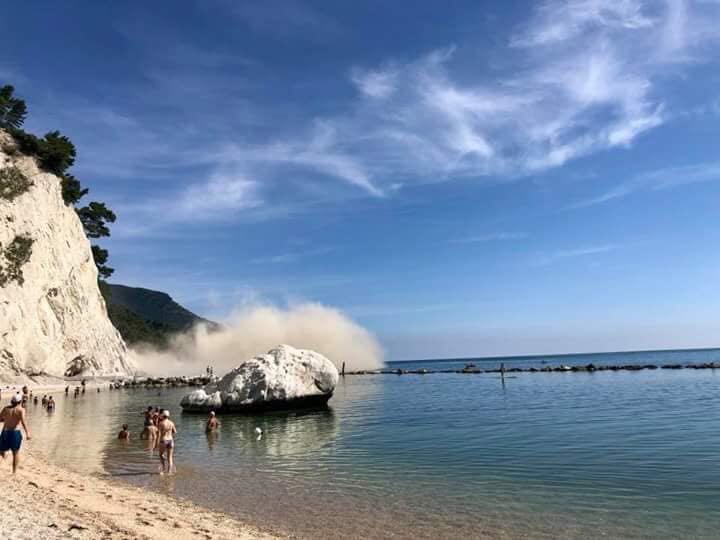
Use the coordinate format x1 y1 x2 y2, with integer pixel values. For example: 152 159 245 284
1 450 283 539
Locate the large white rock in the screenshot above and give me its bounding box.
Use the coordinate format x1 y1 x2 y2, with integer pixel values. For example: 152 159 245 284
181 344 339 412
0 131 133 379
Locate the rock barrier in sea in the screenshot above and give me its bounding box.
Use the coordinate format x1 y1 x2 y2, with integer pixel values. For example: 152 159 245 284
108 375 214 389
344 362 720 376
104 361 720 389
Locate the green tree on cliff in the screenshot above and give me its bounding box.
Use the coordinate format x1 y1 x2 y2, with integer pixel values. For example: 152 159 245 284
0 85 27 129
1 83 116 281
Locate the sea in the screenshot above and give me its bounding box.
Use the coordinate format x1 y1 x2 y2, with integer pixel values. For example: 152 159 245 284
24 348 720 539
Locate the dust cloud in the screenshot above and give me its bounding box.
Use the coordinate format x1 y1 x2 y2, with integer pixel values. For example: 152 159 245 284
129 303 384 377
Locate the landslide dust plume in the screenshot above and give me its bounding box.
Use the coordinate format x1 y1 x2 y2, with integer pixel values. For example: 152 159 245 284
130 303 384 376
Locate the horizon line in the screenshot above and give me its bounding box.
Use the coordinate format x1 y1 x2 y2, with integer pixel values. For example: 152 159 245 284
388 345 720 364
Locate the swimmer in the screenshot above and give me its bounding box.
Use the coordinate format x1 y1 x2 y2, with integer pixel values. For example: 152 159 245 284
157 410 176 475
118 424 130 440
205 411 220 433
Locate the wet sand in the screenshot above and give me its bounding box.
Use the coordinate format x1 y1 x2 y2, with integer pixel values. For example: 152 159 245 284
0 450 281 539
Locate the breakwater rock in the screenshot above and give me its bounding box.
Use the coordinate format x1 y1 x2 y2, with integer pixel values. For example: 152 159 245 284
180 344 339 413
346 362 720 376
109 375 214 389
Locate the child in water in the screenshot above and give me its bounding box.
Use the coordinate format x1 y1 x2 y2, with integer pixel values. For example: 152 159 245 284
118 424 130 440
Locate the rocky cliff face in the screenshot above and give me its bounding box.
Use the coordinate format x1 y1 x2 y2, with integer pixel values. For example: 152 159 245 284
0 131 133 379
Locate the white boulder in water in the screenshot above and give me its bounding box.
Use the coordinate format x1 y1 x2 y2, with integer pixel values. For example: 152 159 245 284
180 345 339 413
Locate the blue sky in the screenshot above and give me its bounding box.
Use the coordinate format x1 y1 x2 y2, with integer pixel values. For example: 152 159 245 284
2 0 720 360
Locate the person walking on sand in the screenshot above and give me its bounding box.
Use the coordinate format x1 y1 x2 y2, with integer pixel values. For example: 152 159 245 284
0 394 31 473
158 410 176 475
205 411 220 433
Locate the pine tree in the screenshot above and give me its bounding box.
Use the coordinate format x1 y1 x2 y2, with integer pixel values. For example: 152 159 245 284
77 202 116 239
0 85 27 129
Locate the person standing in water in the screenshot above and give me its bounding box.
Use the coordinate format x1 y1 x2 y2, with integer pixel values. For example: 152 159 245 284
205 411 220 433
158 410 176 475
0 394 32 473
118 424 130 440
46 396 55 411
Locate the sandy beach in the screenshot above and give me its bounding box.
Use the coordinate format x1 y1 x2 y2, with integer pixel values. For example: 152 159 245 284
1 450 281 539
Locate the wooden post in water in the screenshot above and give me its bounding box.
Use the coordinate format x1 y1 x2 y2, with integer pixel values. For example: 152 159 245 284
342 362 346 377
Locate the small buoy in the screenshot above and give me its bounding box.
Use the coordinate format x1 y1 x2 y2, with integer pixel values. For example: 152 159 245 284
255 427 263 435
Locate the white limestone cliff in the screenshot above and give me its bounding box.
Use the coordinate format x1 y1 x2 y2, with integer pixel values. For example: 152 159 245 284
181 344 339 412
0 131 133 379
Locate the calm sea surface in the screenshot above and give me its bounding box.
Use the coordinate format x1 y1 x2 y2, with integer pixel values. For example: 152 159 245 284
24 348 720 539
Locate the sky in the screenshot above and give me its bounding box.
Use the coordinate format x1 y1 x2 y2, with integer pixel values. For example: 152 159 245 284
1 0 720 360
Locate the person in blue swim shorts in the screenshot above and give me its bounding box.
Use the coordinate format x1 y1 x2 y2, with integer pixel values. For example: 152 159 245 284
0 393 32 473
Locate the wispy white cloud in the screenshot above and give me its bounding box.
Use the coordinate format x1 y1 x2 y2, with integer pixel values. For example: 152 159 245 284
284 0 718 192
17 0 720 234
350 66 398 99
113 167 264 233
533 244 621 266
451 232 528 244
223 0 341 39
215 121 383 197
510 0 654 47
572 161 720 207
250 246 334 265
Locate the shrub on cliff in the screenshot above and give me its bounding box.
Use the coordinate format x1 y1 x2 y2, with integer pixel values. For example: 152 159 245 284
0 234 34 286
0 166 33 201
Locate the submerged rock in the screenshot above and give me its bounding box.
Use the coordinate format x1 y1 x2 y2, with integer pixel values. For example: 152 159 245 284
180 345 339 413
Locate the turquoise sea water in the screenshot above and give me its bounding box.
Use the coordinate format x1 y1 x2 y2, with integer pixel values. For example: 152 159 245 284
25 348 720 539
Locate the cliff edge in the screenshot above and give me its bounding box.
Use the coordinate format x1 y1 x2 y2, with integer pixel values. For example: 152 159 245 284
0 130 133 378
